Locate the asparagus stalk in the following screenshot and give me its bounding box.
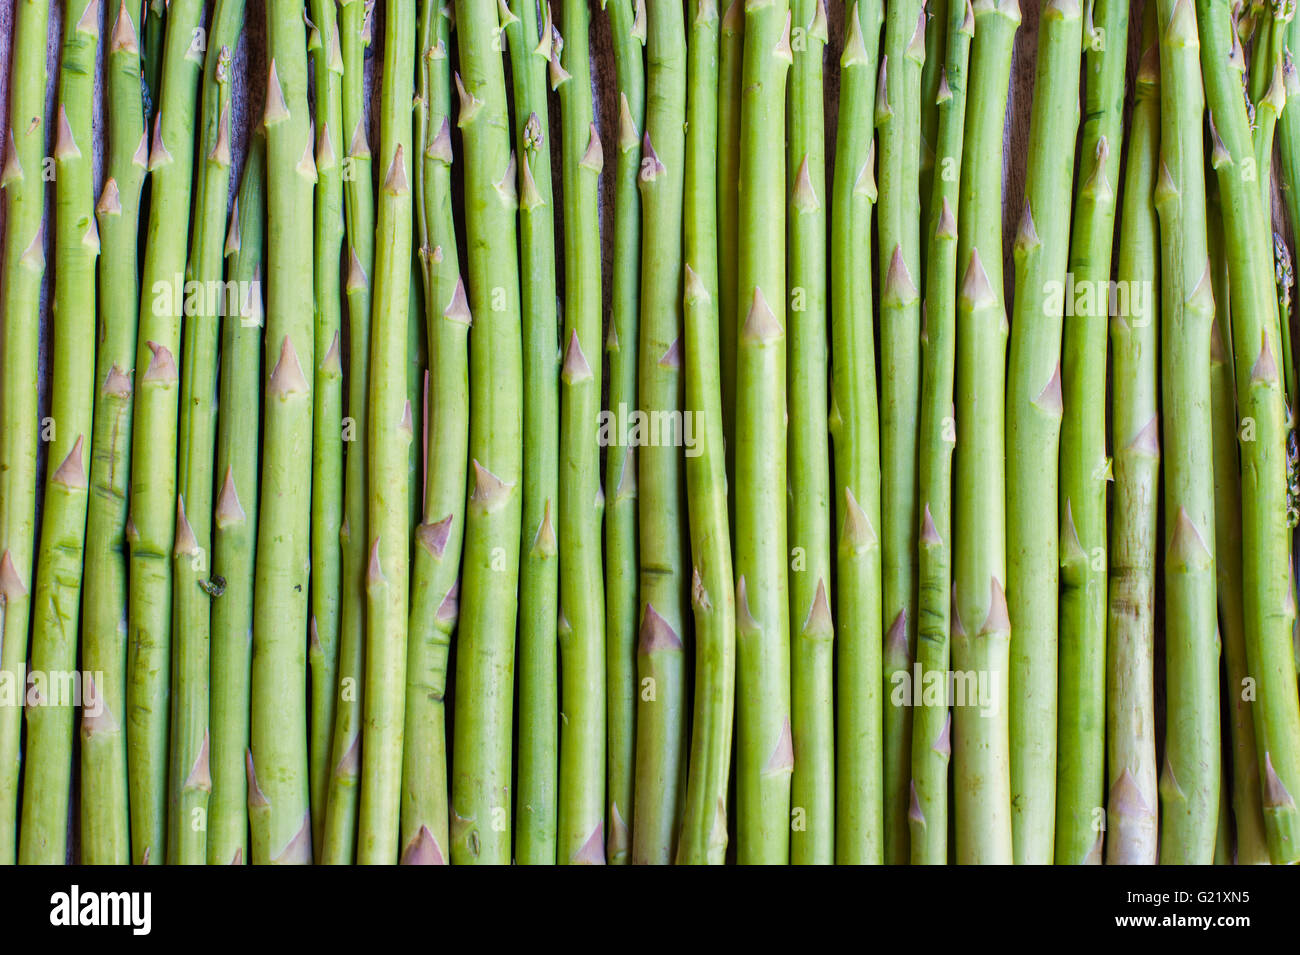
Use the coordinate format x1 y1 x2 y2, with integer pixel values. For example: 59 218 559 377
321 0 377 865
1152 0 1218 865
18 0 101 865
208 141 266 865
142 0 165 115
1248 1 1290 212
355 0 415 865
677 0 736 867
1277 15 1300 415
951 0 1017 866
127 0 205 864
505 0 561 867
249 0 317 865
877 0 925 868
633 0 690 866
832 0 884 864
81 0 147 866
1104 30 1160 867
918 0 947 242
306 0 346 857
451 0 525 865
1004 0 1081 864
717 0 743 468
786 0 833 866
909 0 972 866
167 0 245 867
400 0 464 868
1055 0 1127 865
1199 0 1300 865
602 0 645 866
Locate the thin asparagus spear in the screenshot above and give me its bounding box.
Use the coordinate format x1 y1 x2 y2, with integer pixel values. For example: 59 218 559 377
249 0 317 865
717 0 743 469
306 0 346 857
127 0 205 865
167 0 245 867
401 0 464 868
321 0 377 865
1104 29 1160 867
878 0 925 868
786 0 833 866
1004 0 1081 864
142 0 165 115
1153 0 1218 865
18 0 101 865
633 0 690 866
1248 1 1290 212
1277 15 1300 415
832 0 884 865
1055 0 1127 865
951 0 1018 866
554 0 607 865
506 0 561 867
81 0 148 866
208 140 266 865
451 0 525 865
355 0 415 865
602 0 645 866
909 0 972 866
918 0 947 243
1199 0 1300 865
735 0 793 865
405 265 425 535
677 0 736 867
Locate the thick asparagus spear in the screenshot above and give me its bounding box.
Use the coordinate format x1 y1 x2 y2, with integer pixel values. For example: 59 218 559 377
633 0 690 866
127 0 205 865
18 0 101 865
1154 0 1218 865
877 0 925 867
909 0 972 866
1104 30 1160 867
451 0 525 865
506 0 561 866
208 141 266 865
1056 0 1127 865
832 0 884 864
306 0 346 857
249 0 317 865
951 0 1017 865
81 0 148 866
787 0 833 866
1199 0 1300 865
321 0 376 865
677 0 736 867
602 0 645 865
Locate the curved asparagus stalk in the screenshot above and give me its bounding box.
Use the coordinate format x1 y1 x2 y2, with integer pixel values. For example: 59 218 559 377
786 0 833 867
1199 0 1300 865
306 0 346 857
877 0 925 868
633 0 689 867
1104 30 1160 867
208 140 265 865
451 0 525 865
677 0 736 867
602 0 645 866
18 0 101 865
81 0 147 866
717 0 743 468
127 0 205 865
951 0 1017 866
735 0 793 866
1055 0 1127 865
400 0 464 869
355 0 415 865
167 0 245 867
321 0 376 865
1004 0 1081 865
1153 0 1218 866
249 0 317 865
505 0 560 867
909 0 972 866
832 0 883 865
554 0 608 865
